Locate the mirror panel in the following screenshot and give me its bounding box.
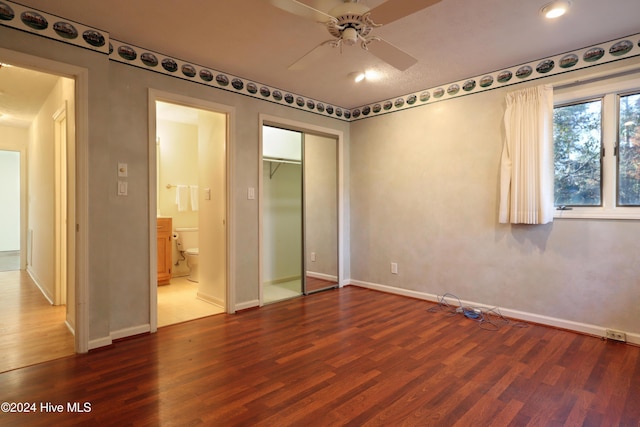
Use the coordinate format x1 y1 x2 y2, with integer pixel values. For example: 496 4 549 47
303 134 338 293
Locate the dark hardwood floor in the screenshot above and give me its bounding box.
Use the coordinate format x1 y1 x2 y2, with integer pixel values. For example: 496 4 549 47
1 286 638 426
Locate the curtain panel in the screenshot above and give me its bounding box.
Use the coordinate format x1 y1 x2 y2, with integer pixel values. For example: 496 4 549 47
499 85 554 224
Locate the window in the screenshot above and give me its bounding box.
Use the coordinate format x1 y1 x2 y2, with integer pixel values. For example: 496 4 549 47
553 74 640 219
618 92 640 206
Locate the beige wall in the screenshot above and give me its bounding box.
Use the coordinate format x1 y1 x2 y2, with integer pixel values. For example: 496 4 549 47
349 59 640 339
157 120 199 227
27 76 74 301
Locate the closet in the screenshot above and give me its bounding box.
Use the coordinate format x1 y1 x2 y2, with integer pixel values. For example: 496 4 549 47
261 125 338 303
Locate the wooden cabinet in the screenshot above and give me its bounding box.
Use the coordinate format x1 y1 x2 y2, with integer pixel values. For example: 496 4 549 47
157 217 172 286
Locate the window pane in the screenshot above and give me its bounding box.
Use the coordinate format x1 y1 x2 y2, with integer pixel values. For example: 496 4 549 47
553 100 602 206
618 92 640 206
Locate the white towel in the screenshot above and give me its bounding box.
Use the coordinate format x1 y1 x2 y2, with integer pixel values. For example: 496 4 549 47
190 185 199 211
175 185 188 212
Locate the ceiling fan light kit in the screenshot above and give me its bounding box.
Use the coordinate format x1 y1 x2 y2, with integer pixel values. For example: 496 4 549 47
271 0 442 72
540 0 571 19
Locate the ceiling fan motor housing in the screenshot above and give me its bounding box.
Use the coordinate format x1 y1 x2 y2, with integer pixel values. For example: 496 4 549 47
327 1 377 45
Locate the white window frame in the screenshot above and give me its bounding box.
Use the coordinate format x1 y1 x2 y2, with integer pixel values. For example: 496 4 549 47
553 74 640 220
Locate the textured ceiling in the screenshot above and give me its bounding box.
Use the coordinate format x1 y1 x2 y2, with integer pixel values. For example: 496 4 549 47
4 0 640 110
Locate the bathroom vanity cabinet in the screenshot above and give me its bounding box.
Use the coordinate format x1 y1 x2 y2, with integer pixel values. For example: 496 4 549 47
157 217 172 285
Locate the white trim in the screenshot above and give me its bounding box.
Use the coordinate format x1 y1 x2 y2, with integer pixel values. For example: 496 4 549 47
88 336 112 351
110 324 151 341
258 114 345 304
235 299 260 312
147 89 236 332
27 268 54 304
348 280 640 346
0 47 89 353
196 291 225 308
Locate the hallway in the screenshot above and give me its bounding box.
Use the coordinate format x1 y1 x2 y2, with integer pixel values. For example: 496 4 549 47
0 270 74 373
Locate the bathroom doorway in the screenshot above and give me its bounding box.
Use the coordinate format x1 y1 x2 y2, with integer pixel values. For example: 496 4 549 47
149 91 231 329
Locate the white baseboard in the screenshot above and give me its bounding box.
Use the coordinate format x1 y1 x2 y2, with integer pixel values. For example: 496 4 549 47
88 336 112 350
110 324 151 341
235 299 259 311
89 324 152 350
349 280 640 346
64 320 75 336
196 291 224 308
26 268 54 305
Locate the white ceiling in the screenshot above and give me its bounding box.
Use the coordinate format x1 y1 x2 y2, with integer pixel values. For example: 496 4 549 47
4 0 640 110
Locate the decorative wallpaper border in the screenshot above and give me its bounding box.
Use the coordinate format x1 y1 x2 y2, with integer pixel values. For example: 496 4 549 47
349 33 640 121
2 0 640 122
0 1 110 54
107 39 349 121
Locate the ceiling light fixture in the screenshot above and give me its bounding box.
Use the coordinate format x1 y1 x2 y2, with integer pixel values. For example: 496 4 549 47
348 70 380 83
349 71 366 82
540 0 571 19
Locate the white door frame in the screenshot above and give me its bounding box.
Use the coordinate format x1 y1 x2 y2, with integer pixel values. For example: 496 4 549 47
0 47 90 354
53 102 68 306
147 89 236 332
258 114 345 306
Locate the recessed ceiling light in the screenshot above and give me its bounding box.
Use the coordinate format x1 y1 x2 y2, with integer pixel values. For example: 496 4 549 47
541 0 571 19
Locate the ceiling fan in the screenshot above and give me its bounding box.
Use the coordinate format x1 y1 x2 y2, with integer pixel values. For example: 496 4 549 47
270 0 442 71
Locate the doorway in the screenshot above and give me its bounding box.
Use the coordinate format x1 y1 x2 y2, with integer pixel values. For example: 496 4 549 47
260 117 342 305
149 91 232 330
0 150 20 272
0 58 79 371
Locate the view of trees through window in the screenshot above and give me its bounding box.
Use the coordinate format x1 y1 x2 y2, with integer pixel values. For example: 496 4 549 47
553 100 602 206
553 90 640 207
618 93 640 206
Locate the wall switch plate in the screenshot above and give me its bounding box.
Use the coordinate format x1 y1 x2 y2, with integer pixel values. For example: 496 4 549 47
391 262 398 274
117 180 128 196
311 252 316 262
204 188 211 200
248 187 255 200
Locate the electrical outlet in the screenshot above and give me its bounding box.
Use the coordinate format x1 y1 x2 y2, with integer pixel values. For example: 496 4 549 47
605 329 627 342
391 262 398 274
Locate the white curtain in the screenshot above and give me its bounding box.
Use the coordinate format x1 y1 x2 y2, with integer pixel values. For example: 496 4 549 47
499 84 554 224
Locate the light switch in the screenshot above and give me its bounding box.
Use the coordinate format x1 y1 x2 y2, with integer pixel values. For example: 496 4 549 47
117 180 128 196
248 187 255 200
118 162 128 177
204 188 211 200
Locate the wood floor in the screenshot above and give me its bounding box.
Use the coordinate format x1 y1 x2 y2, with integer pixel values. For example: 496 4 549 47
1 286 638 426
0 270 75 373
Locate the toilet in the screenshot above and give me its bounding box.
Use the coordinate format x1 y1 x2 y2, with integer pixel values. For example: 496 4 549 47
175 227 199 282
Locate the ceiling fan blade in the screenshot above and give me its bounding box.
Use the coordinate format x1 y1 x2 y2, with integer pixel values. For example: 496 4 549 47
369 0 442 25
288 40 334 71
366 38 417 71
270 0 336 23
